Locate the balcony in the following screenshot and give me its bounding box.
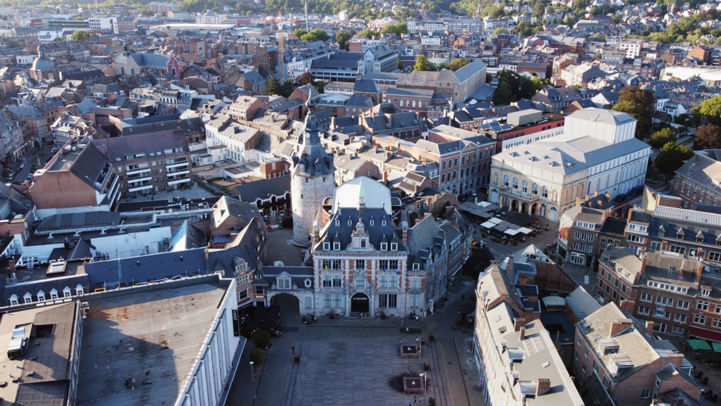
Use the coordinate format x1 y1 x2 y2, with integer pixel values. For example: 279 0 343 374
168 178 191 186
127 175 152 183
126 167 151 176
128 184 153 193
166 160 188 170
166 169 190 177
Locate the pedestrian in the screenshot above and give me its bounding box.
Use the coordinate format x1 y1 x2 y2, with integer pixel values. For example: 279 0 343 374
291 345 295 354
414 395 417 404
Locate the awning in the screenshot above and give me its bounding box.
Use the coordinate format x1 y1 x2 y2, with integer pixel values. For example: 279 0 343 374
481 221 495 229
518 227 533 234
713 342 721 353
504 229 520 236
494 224 508 232
688 338 712 351
489 217 502 225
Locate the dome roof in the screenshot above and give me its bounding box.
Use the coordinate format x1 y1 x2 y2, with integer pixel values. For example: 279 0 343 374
31 56 55 72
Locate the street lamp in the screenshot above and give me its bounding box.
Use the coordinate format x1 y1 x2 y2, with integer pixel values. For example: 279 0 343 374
249 361 254 381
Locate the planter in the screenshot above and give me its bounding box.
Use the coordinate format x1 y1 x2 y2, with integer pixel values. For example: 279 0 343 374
424 362 430 371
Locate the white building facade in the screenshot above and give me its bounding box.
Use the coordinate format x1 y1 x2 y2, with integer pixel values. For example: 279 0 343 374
489 108 650 222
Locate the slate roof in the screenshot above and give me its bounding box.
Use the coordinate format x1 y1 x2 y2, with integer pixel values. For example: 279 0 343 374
291 113 335 177
236 175 290 201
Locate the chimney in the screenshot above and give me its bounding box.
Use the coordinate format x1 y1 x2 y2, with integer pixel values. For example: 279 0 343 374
594 190 599 197
619 299 635 313
645 320 655 335
519 326 526 340
610 319 633 336
382 170 388 185
514 317 526 331
697 263 704 283
8 259 15 272
536 378 551 396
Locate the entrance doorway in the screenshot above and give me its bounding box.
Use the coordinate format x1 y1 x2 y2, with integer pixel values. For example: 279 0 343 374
351 293 369 313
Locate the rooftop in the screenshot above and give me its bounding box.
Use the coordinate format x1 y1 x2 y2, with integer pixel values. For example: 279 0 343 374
76 278 231 406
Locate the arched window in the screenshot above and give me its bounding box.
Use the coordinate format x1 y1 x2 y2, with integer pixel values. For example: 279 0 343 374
532 183 538 195
542 187 549 198
63 286 72 298
503 175 509 187
512 178 519 189
522 180 528 194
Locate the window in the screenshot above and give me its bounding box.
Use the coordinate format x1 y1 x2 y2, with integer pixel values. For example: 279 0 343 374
710 252 721 262
9 294 17 306
672 326 685 335
23 292 32 304
512 178 519 189
694 314 707 325
410 277 421 290
75 285 84 295
381 243 388 251
641 389 651 399
638 306 651 315
542 187 548 198
378 293 397 308
698 301 709 311
669 245 686 254
63 287 71 298
278 278 291 289
702 288 711 297
323 242 330 250
674 314 687 323
532 183 538 195
50 289 58 299
378 274 398 289
503 175 509 187
522 181 528 194
356 259 365 269
650 241 662 251
389 260 399 270
390 242 398 251
677 300 689 310
333 242 341 250
713 319 721 328
379 260 388 270
627 234 644 244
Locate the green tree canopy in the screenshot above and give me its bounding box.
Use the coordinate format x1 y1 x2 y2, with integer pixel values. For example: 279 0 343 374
655 141 693 175
694 95 721 126
649 127 675 149
358 29 379 39
264 77 282 95
300 29 330 42
71 30 91 42
413 55 437 72
381 22 408 35
335 29 354 50
611 86 655 139
293 29 308 39
493 69 543 104
448 58 471 71
695 124 721 149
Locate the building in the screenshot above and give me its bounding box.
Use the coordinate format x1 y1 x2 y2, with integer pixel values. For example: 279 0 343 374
671 150 721 208
486 109 565 152
308 176 453 317
532 87 590 113
28 142 121 218
473 264 583 406
0 301 82 406
406 125 495 196
290 114 336 246
489 108 650 222
573 302 701 405
74 274 243 406
361 103 423 140
359 44 398 74
93 133 192 196
397 59 487 103
205 115 262 162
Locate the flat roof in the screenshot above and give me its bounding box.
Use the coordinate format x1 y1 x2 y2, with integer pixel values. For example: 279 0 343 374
76 280 230 406
0 302 79 406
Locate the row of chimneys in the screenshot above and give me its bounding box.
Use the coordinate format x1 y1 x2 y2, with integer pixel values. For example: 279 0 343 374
637 250 705 283
513 317 551 396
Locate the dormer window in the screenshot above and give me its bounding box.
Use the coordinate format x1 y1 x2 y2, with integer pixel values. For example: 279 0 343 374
348 219 352 226
370 219 375 226
391 242 398 251
361 239 366 248
677 229 685 239
381 242 388 250
333 242 341 250
382 219 387 226
323 242 330 250
335 219 340 226
413 263 420 271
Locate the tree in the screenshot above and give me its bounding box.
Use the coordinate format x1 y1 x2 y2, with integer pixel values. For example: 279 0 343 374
413 55 436 72
280 79 295 98
336 29 354 50
300 29 330 42
382 22 408 35
71 30 91 42
293 28 308 39
611 86 655 139
254 330 271 349
358 29 379 39
448 58 471 71
295 72 314 86
520 76 543 99
694 95 721 126
494 81 514 105
493 27 509 35
264 77 282 95
650 127 675 149
250 348 263 365
655 141 692 175
695 124 721 149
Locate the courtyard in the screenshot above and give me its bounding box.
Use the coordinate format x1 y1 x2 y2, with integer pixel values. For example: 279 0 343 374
226 277 483 406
